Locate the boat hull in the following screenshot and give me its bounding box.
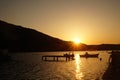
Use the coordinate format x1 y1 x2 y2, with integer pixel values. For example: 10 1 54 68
80 54 99 58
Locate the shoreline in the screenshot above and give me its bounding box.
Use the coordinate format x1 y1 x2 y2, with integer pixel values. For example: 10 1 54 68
102 64 120 80
102 64 112 80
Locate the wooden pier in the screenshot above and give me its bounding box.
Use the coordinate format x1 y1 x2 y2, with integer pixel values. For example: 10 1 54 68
42 54 74 61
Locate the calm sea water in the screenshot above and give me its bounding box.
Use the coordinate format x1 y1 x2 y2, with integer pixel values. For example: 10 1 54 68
0 51 110 80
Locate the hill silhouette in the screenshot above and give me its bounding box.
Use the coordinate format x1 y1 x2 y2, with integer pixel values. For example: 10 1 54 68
0 20 78 52
0 20 120 52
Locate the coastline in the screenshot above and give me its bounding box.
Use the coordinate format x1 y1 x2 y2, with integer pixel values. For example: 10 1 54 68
102 51 120 80
102 64 120 80
102 64 112 80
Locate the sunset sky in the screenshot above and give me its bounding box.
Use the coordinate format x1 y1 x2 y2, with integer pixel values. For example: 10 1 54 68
0 0 120 44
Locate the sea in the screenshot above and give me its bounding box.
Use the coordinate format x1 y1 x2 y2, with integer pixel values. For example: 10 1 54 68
0 51 110 80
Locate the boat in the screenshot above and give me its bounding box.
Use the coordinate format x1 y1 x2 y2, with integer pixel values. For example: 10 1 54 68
80 53 99 58
0 49 11 62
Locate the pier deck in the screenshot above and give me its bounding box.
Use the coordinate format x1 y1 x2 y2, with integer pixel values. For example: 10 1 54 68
42 55 74 61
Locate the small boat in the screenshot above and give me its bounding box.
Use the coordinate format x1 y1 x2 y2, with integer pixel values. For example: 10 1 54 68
80 53 99 58
0 49 11 62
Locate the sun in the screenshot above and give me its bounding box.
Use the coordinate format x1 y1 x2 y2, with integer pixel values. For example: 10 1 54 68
74 38 81 44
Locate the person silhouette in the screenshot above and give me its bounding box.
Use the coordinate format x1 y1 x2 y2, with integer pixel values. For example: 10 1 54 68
85 52 88 55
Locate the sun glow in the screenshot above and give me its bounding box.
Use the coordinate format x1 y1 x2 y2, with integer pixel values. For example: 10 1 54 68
74 38 81 44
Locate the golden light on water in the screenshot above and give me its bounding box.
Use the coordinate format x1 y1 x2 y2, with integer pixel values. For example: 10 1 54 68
75 54 84 79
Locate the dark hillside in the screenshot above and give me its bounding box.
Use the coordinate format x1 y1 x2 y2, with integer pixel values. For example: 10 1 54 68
0 20 73 52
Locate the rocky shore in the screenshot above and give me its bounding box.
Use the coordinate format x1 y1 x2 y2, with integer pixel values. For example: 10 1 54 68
102 51 120 80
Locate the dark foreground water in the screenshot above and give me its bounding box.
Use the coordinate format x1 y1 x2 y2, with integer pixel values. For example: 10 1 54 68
0 51 110 80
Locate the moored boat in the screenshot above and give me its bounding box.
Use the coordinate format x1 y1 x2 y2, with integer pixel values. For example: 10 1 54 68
0 49 11 62
80 52 99 58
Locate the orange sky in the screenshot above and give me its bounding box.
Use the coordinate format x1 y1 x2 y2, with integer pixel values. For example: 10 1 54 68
0 0 120 44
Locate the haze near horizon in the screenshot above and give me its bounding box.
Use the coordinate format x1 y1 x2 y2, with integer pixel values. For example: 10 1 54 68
0 0 120 44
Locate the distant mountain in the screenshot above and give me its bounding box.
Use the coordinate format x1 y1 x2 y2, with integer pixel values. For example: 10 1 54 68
85 44 120 51
0 20 120 52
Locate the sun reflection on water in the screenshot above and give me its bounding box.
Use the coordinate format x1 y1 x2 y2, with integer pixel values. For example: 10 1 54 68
75 54 84 80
